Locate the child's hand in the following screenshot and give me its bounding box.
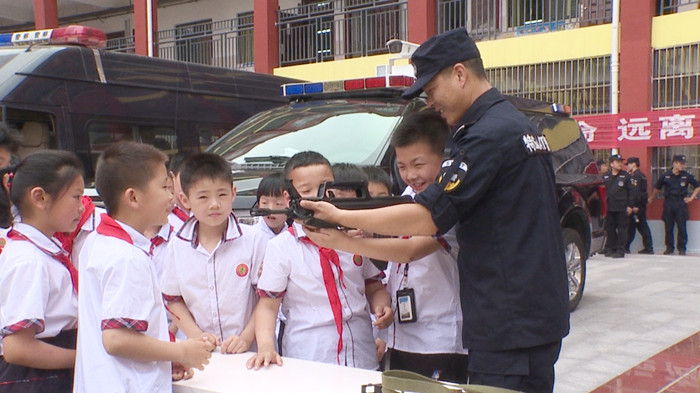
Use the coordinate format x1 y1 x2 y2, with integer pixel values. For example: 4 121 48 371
221 335 251 354
245 350 283 370
373 305 393 329
178 336 215 370
201 332 221 349
172 362 194 381
375 338 387 363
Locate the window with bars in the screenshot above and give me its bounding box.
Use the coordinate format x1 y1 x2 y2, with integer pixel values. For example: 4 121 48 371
653 43 700 110
650 145 700 198
486 56 611 115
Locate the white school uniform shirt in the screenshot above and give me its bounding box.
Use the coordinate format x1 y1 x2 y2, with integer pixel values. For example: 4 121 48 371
160 215 265 342
168 205 190 234
384 186 466 355
0 223 78 354
74 215 170 393
70 206 105 269
150 223 174 282
253 218 288 241
257 222 382 370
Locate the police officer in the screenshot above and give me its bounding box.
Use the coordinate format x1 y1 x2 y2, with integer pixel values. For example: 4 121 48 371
625 157 654 254
649 154 700 255
602 154 633 258
302 27 568 393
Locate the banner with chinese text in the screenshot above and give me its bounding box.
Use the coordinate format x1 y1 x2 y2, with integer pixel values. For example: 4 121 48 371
575 107 699 150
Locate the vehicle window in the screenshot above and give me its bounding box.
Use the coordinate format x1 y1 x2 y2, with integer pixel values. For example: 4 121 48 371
209 101 406 168
197 125 228 151
88 122 177 169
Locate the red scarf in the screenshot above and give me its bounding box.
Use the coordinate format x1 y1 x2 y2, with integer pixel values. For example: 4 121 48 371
8 229 78 294
55 196 96 254
171 206 189 222
96 214 134 245
289 226 346 363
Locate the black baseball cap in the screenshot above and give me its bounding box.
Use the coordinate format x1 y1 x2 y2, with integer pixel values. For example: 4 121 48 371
672 154 686 163
609 154 623 162
402 28 481 100
626 157 640 165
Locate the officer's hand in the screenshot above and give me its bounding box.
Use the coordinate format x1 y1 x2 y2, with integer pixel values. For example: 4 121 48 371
684 197 693 204
633 207 639 213
299 200 341 225
626 207 633 215
304 226 349 250
647 198 653 205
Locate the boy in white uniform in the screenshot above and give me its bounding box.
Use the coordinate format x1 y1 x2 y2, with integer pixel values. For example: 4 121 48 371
74 142 214 393
253 172 288 239
161 153 266 354
304 111 468 382
247 151 393 370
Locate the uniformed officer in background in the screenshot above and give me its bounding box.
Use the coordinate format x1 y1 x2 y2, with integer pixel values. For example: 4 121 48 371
301 27 569 393
602 154 633 258
649 154 700 255
625 157 654 254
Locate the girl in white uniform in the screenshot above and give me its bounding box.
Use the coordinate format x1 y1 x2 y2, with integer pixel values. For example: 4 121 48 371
0 151 85 392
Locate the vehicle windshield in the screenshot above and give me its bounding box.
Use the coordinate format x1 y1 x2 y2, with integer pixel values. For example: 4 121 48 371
208 100 407 169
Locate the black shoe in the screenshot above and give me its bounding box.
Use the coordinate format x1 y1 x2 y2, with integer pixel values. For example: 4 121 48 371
624 248 631 254
604 250 613 257
612 252 625 258
638 249 654 254
679 250 686 255
664 249 674 255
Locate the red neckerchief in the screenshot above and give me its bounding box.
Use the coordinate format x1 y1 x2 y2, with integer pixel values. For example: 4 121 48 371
150 225 172 255
289 225 346 363
171 206 189 222
55 196 96 254
96 214 134 245
7 229 78 294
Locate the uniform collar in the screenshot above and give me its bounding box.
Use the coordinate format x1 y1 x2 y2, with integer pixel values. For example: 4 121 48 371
287 221 307 239
154 222 173 242
10 222 64 254
256 218 287 236
401 186 416 199
453 88 505 139
96 214 152 255
80 207 105 232
176 213 242 247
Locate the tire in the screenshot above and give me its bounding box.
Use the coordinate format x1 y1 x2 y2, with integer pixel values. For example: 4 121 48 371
562 227 586 311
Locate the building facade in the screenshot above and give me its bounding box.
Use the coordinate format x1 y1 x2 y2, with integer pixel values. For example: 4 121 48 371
5 0 700 250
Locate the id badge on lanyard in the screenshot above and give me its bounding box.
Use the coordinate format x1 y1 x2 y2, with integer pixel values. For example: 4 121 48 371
396 264 417 323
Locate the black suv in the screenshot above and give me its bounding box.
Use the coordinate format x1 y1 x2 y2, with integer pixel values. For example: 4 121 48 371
207 85 606 311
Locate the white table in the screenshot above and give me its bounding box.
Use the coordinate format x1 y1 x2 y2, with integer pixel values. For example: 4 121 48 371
173 352 382 393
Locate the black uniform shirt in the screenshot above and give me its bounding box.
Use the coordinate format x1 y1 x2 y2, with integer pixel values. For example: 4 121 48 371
629 170 648 208
654 170 700 199
415 88 570 352
602 170 632 212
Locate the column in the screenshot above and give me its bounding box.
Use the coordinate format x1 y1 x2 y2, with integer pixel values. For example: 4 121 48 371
134 0 158 56
254 0 279 74
407 0 437 44
33 0 58 29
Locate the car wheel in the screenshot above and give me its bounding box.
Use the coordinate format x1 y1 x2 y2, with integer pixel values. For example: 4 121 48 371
562 227 586 311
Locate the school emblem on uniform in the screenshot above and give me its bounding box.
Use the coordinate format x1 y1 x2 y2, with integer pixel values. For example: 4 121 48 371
352 254 363 266
236 263 249 277
0 238 5 248
438 159 468 193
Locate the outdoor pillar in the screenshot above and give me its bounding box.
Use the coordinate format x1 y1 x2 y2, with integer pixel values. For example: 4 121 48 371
254 0 279 74
407 0 437 44
33 0 58 29
134 0 158 56
619 0 654 113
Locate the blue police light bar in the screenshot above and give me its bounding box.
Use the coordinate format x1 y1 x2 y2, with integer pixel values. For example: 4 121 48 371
0 33 13 47
282 83 304 96
303 82 323 94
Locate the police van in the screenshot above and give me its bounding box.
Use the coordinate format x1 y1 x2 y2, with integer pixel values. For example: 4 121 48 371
0 25 297 181
207 76 605 311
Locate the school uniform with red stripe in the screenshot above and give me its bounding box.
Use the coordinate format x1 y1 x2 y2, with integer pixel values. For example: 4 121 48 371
73 214 170 393
256 222 382 370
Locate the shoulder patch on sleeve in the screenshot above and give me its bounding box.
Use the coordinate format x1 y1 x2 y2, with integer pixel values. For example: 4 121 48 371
521 133 551 155
438 159 468 193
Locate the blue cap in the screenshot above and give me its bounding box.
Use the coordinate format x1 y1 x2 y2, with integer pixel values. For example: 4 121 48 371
609 154 623 162
672 154 686 163
402 28 481 100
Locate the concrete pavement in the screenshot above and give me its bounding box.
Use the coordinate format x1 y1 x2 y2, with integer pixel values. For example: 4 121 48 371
554 251 700 392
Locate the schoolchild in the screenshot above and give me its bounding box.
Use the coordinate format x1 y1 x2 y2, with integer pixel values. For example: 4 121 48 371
160 153 266 354
73 142 214 393
254 172 289 238
246 151 393 370
0 150 85 392
305 111 468 383
330 163 369 198
362 166 393 197
167 152 194 231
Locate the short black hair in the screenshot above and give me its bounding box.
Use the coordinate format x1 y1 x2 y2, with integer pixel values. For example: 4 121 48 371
96 142 167 216
257 172 286 201
0 123 20 154
11 150 84 216
391 109 449 156
331 163 368 184
168 151 194 175
283 151 331 179
362 166 392 193
179 153 233 196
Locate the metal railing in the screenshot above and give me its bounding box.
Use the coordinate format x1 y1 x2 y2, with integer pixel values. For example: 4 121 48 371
653 42 700 110
487 55 611 115
278 0 407 66
658 0 700 15
106 17 253 70
438 0 611 40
